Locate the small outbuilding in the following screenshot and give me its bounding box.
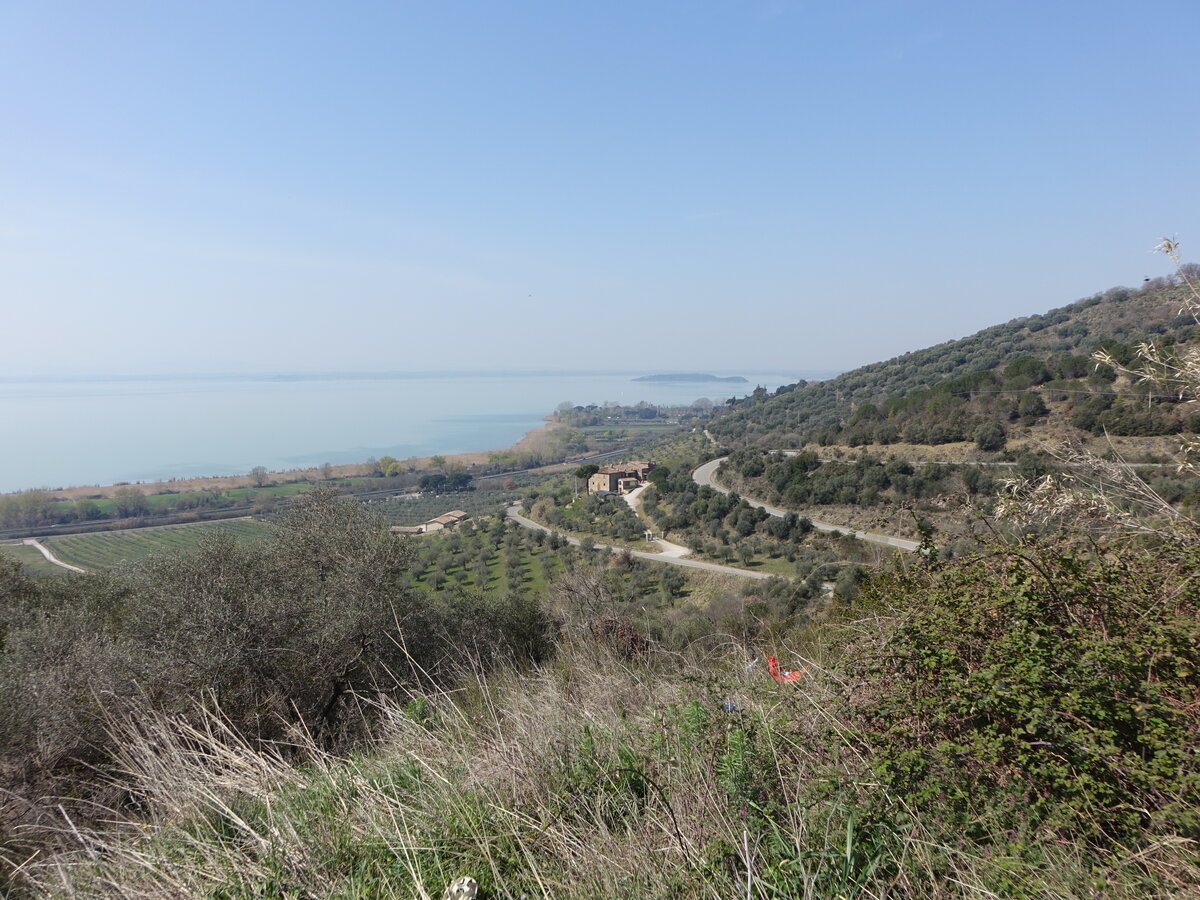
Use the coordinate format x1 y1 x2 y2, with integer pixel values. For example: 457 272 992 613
390 509 470 536
424 510 469 532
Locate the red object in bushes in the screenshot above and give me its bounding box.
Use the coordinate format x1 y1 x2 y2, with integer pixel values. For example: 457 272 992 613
768 655 808 683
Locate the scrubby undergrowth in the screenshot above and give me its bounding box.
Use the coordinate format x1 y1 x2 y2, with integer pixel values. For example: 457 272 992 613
4 487 1198 897
21 533 1200 898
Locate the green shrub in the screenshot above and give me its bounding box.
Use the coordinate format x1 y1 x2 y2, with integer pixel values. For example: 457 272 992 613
848 541 1200 849
0 488 556 851
973 420 1007 451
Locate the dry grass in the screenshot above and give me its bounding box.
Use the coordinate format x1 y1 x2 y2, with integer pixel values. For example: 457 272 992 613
16 636 1188 899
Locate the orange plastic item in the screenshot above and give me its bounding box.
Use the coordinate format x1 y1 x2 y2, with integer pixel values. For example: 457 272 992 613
768 655 809 683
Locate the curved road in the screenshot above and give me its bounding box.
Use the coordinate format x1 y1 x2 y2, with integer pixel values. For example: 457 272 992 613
692 458 920 552
505 504 773 580
20 538 86 573
621 484 692 558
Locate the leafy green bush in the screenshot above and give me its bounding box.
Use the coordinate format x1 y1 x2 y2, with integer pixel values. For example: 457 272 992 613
0 488 556 860
848 541 1200 849
973 420 1007 451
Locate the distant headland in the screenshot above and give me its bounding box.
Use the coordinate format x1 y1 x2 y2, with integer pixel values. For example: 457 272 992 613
632 373 749 384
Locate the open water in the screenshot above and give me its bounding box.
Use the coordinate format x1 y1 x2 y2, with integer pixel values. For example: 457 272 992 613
0 371 808 493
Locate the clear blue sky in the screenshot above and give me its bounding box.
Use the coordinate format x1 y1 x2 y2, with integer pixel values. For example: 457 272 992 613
4 1 1198 376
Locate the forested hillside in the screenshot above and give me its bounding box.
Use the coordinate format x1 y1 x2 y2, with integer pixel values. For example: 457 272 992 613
710 274 1199 450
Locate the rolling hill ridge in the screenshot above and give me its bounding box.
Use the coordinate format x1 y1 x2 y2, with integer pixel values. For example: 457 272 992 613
710 274 1199 452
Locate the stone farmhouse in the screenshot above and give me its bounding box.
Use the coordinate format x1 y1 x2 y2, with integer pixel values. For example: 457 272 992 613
389 509 469 536
587 461 654 495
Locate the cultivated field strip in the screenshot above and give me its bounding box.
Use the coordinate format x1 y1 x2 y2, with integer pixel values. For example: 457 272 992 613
43 518 274 570
0 542 68 577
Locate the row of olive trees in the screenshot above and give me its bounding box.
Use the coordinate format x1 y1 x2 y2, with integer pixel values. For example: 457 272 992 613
0 485 153 529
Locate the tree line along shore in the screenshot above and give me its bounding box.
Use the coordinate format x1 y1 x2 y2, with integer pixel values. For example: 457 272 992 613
28 420 568 503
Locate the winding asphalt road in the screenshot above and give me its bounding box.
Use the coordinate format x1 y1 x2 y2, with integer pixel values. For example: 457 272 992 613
691 458 920 552
505 504 773 580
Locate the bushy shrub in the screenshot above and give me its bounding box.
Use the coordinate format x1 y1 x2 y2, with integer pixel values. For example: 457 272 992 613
973 420 1006 451
847 541 1200 849
0 489 555 833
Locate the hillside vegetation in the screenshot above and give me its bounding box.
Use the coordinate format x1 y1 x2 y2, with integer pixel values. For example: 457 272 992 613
710 275 1199 451
11 532 1198 898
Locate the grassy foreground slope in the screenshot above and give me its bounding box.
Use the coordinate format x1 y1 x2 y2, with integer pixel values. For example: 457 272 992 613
25 532 1200 898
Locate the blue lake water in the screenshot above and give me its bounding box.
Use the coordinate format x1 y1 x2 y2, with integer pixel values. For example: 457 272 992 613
0 371 808 493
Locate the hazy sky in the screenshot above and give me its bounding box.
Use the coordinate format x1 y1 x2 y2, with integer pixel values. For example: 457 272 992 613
4 1 1198 376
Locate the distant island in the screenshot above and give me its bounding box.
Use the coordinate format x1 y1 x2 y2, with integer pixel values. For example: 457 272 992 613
632 373 749 383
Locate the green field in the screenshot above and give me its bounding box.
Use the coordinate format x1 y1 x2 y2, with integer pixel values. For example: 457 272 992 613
43 518 275 570
47 480 326 522
0 542 70 577
222 482 320 502
49 491 180 519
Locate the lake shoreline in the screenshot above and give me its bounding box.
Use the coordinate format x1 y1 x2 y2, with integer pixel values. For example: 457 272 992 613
34 419 566 502
4 370 799 497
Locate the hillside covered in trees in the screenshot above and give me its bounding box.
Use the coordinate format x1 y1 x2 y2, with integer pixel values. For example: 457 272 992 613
709 273 1200 451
